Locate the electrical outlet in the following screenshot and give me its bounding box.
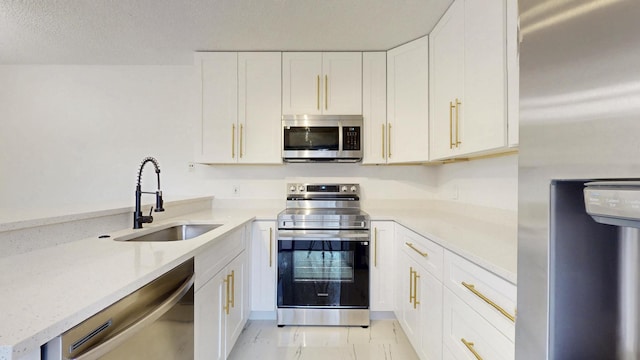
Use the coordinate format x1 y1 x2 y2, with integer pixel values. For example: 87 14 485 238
233 185 240 196
188 162 195 172
452 184 459 200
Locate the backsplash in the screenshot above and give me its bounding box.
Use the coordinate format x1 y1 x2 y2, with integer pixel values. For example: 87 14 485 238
0 197 213 258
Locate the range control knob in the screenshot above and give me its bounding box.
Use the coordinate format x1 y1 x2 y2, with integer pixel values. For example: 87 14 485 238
350 186 357 192
341 186 348 192
298 185 305 192
289 185 297 193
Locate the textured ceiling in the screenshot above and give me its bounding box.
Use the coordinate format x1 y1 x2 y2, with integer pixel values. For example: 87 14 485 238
0 0 453 65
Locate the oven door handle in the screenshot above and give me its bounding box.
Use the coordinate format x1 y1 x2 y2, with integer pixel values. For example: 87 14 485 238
277 230 370 241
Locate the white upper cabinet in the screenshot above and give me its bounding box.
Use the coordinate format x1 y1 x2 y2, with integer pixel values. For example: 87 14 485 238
429 0 465 160
387 36 430 163
282 52 362 115
429 0 517 161
238 52 282 164
197 52 238 164
196 52 282 164
362 52 388 164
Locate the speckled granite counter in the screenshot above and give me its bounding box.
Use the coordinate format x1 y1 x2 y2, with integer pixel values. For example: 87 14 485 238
0 202 516 360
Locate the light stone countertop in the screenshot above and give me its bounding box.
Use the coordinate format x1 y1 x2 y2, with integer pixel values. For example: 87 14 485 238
0 207 279 360
365 206 517 284
0 202 516 360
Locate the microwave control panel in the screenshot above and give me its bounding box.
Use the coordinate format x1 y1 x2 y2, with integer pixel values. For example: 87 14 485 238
343 126 361 150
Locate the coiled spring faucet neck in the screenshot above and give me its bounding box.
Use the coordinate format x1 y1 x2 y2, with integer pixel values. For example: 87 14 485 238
134 156 165 229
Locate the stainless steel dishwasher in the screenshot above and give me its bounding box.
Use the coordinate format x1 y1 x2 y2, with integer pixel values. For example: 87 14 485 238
43 258 194 360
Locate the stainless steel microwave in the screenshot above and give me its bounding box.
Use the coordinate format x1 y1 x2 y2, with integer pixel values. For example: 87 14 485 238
281 115 363 162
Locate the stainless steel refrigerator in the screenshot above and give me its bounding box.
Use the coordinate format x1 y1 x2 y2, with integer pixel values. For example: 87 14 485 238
517 0 640 359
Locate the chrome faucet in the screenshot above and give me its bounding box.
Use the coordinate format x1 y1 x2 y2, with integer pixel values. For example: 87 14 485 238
133 157 165 229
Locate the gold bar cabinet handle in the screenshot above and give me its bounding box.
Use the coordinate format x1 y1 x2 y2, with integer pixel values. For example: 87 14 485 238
409 267 415 304
317 75 320 110
461 338 483 360
449 101 455 149
387 123 392 158
269 228 273 268
381 124 386 159
325 75 328 110
413 272 420 309
223 276 230 315
231 124 236 158
374 227 378 267
406 242 428 257
239 124 244 158
455 98 462 146
462 281 515 322
230 270 236 308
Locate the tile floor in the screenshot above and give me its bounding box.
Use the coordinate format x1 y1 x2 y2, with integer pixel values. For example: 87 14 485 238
227 320 419 360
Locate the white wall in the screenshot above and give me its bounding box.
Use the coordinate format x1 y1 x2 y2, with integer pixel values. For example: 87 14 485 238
0 65 201 216
0 65 517 221
434 153 518 211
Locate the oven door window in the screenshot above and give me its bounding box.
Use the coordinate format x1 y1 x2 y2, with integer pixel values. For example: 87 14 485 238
293 245 354 282
278 239 369 308
283 127 339 151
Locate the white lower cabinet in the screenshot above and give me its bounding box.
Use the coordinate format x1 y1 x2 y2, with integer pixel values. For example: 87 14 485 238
195 225 249 360
250 221 277 315
394 225 443 360
442 250 516 359
370 221 395 311
443 288 514 360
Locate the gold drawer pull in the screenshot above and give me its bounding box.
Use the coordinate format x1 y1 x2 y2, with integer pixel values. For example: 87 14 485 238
461 338 483 360
449 101 455 149
223 275 231 315
231 124 236 158
405 242 428 257
462 281 515 322
230 270 235 308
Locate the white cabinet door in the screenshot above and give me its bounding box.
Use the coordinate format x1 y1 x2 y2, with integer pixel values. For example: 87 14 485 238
387 36 429 163
282 52 323 115
250 221 276 313
429 0 516 161
370 221 395 311
397 250 421 344
195 270 226 360
238 52 282 164
197 52 281 165
282 52 362 115
443 289 514 360
417 265 444 360
197 52 238 164
362 52 388 164
322 52 362 115
462 0 507 154
224 252 247 359
395 224 444 360
429 0 465 161
506 0 519 147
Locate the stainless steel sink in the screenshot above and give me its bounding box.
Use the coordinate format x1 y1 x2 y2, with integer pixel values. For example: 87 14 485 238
115 223 222 242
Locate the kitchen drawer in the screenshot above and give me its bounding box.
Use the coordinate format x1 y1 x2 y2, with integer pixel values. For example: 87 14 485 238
195 226 246 291
444 250 516 341
443 289 514 360
396 225 444 281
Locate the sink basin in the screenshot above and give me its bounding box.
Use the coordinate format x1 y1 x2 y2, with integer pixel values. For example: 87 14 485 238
115 223 222 242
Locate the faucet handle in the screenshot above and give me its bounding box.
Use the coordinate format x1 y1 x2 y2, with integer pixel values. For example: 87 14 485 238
148 207 154 217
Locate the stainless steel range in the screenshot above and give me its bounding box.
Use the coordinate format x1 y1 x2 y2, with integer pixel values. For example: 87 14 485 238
276 183 370 327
